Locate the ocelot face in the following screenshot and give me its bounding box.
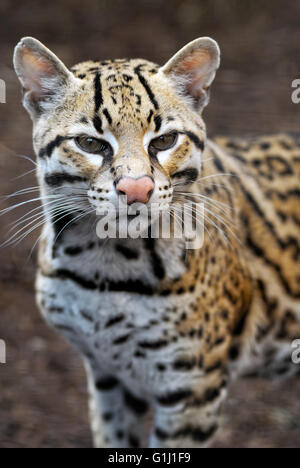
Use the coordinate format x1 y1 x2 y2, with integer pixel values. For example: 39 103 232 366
14 37 220 231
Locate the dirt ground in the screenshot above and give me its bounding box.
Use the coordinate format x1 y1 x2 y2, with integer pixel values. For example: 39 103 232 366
0 0 300 448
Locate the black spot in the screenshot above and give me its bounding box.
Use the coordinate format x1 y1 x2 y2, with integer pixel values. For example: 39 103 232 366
155 424 217 442
116 244 139 260
160 289 171 297
229 345 240 360
64 246 83 256
113 334 131 345
134 350 146 358
96 376 119 391
105 314 125 328
173 359 196 371
128 434 140 448
204 387 221 403
156 363 166 371
123 389 149 415
157 389 192 406
80 310 94 322
138 339 168 350
103 412 113 422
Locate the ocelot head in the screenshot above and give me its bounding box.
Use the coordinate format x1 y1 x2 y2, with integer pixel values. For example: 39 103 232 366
14 36 220 232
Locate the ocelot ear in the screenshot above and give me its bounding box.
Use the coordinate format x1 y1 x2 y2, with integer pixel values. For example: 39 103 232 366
160 37 220 111
13 37 76 118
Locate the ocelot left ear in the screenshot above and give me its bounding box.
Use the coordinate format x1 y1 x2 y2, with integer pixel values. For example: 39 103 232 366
13 37 77 119
160 37 220 112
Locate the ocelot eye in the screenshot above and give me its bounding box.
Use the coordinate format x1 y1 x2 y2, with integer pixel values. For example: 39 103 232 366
75 136 113 157
149 132 178 155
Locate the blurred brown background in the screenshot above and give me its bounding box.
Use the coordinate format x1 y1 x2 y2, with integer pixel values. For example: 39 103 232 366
0 0 300 448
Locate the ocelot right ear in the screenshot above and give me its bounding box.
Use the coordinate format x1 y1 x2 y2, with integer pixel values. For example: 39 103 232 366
13 37 77 119
160 37 220 112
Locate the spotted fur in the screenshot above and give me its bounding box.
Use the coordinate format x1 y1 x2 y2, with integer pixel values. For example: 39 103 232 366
13 36 300 448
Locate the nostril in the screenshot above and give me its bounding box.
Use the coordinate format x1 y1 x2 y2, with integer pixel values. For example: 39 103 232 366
117 189 127 197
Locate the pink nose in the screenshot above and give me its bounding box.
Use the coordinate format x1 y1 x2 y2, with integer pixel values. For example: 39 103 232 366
116 176 155 205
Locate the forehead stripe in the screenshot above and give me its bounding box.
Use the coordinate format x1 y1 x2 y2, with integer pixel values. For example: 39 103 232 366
134 65 159 110
154 115 162 132
93 115 103 134
103 108 113 125
94 72 103 112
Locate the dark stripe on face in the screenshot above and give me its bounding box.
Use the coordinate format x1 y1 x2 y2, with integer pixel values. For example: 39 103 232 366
183 131 205 151
93 115 103 134
156 389 192 406
94 72 103 112
154 115 162 132
103 108 113 125
45 173 87 187
171 168 199 183
123 389 149 415
39 135 69 158
134 65 159 110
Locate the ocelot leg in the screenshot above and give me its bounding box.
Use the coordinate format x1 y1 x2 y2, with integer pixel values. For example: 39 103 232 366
85 363 150 448
149 372 227 448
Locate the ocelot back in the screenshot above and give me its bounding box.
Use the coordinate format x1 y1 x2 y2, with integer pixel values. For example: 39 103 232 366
13 36 300 448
